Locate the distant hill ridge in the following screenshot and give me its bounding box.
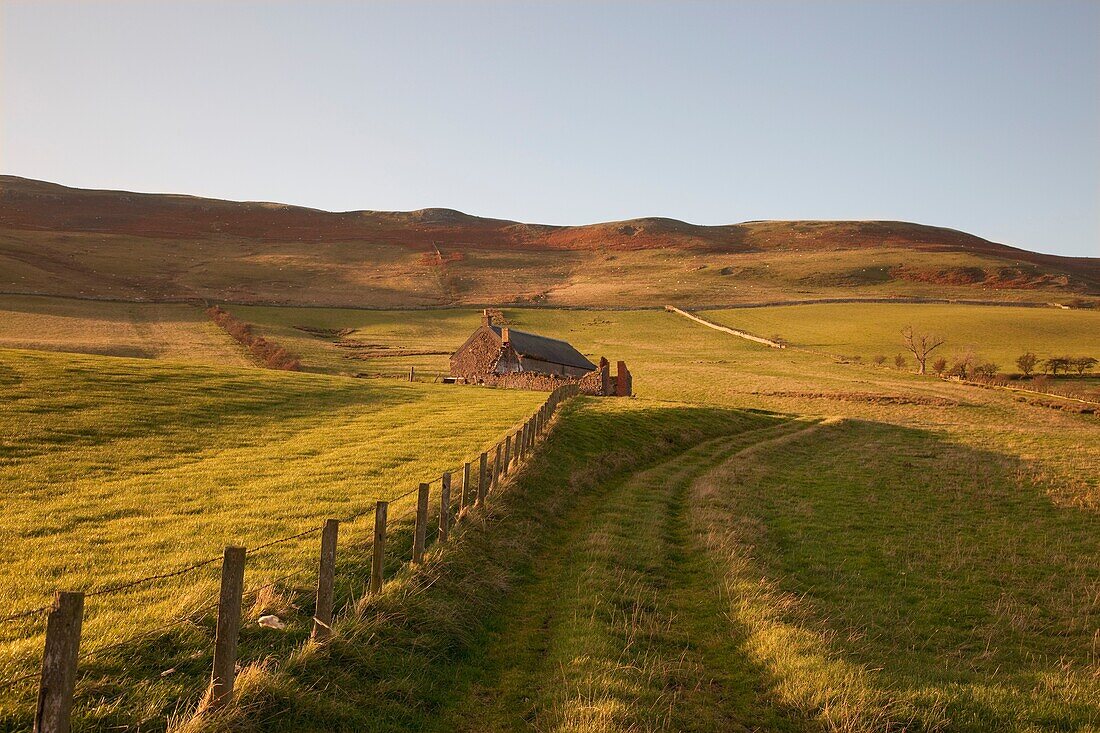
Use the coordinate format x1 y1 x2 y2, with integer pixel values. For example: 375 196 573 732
1 175 1096 307
0 175 1059 254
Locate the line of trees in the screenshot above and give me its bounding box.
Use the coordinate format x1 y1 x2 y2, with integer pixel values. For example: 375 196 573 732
206 306 302 371
893 326 1095 380
1017 353 1098 376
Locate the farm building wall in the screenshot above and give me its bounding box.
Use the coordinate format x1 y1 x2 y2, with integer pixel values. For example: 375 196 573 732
450 329 499 380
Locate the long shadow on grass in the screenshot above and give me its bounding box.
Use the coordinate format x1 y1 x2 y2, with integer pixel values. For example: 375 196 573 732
714 417 1100 731
0 349 424 463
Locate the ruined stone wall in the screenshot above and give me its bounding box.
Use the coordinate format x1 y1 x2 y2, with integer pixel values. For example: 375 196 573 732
481 371 574 392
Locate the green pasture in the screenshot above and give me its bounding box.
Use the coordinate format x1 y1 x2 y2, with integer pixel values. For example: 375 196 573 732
701 302 1100 370
1 298 1098 731
0 348 541 725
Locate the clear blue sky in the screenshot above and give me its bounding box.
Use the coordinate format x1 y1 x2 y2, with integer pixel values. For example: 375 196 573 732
2 1 1097 257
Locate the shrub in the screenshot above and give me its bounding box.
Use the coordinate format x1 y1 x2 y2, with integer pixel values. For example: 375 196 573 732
206 306 301 371
894 354 906 370
971 362 1000 381
873 355 887 366
1015 352 1038 377
931 357 948 375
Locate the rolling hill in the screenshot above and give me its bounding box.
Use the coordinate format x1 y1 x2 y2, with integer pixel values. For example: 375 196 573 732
1 175 1097 307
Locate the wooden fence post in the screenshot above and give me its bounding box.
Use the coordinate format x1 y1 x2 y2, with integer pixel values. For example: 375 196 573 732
409 366 415 382
311 519 339 642
439 472 451 542
492 443 502 493
370 501 388 594
477 452 488 505
413 483 430 563
461 462 472 508
33 591 84 733
503 435 512 475
210 545 246 709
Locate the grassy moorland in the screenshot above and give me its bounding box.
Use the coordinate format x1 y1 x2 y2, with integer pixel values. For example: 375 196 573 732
0 348 542 728
4 177 1098 308
215 304 1099 731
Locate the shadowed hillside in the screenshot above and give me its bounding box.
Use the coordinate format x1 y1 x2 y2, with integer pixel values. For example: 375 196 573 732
2 176 1097 307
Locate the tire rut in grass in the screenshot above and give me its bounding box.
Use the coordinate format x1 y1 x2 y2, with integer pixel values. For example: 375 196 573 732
440 420 817 732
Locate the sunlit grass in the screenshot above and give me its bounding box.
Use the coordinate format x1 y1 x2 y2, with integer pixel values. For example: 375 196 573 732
0 348 541 726
701 302 1100 369
1 300 1097 731
691 418 1100 730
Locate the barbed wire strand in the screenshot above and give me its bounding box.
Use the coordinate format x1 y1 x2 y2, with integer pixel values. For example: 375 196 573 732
80 597 222 665
0 603 53 625
84 555 222 600
249 526 324 555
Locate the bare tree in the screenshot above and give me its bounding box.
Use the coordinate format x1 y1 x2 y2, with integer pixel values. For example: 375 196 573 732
901 326 945 375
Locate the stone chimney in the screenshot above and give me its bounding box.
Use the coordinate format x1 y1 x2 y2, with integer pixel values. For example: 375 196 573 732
482 309 492 327
501 327 510 345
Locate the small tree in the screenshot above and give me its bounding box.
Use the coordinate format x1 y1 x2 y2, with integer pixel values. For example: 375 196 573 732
901 326 945 374
947 349 976 379
1015 352 1038 377
1043 356 1071 375
931 356 948 375
873 354 887 366
1071 356 1098 375
894 353 907 370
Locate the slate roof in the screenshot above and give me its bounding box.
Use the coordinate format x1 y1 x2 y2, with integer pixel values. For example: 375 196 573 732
490 326 596 371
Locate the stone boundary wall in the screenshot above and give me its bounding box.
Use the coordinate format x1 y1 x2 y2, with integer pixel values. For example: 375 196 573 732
462 356 631 397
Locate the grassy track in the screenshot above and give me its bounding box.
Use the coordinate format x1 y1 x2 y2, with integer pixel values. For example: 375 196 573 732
174 398 773 733
436 419 819 732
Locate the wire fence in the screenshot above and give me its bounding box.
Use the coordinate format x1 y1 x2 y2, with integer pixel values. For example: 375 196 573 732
2 383 580 730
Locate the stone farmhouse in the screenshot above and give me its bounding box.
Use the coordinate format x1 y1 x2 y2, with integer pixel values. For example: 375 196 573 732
449 311 631 396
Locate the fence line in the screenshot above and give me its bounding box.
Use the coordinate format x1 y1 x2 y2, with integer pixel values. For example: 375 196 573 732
10 382 580 731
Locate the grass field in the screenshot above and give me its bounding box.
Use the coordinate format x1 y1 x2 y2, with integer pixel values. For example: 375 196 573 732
700 302 1100 370
0 295 248 364
0 348 542 728
1 298 1098 731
